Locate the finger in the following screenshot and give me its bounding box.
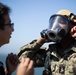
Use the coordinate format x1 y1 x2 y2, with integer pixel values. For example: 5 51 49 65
21 57 25 63
12 54 19 65
24 58 30 67
28 60 34 70
72 26 76 31
72 33 76 37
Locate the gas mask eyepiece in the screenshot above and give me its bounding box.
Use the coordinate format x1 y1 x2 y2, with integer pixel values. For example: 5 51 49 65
40 15 69 42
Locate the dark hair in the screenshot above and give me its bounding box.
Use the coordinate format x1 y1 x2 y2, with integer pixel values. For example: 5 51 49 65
0 2 11 30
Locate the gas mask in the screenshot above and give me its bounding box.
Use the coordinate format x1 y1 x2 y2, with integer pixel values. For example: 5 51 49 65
41 15 70 42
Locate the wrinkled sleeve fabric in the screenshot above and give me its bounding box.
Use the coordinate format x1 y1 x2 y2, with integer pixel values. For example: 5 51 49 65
17 40 47 67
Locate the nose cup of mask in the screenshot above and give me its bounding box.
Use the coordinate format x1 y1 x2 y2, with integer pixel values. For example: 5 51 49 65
57 29 66 38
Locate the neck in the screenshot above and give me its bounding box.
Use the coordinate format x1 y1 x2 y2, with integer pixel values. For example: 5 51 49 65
56 35 75 56
0 40 5 47
0 43 4 47
60 34 75 50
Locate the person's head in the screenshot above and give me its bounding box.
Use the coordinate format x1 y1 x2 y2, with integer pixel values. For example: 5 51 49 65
0 2 14 47
56 9 76 30
41 9 76 42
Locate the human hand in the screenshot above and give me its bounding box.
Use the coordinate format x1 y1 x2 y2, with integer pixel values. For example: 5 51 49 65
70 26 76 38
17 58 34 75
5 53 19 74
37 37 52 45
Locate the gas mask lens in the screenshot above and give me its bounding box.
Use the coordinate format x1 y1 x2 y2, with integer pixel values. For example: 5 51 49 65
41 15 69 42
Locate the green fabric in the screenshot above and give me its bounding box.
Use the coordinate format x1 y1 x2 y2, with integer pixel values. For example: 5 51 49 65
18 40 76 75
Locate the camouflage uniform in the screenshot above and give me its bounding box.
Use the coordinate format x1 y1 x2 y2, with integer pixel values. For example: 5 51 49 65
18 40 76 75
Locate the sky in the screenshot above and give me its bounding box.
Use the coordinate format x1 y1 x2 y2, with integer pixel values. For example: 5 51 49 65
0 0 76 54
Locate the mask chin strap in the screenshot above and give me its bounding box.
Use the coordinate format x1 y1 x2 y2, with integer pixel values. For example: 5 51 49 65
69 13 76 24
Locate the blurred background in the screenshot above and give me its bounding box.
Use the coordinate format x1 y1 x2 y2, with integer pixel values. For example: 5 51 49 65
0 0 76 75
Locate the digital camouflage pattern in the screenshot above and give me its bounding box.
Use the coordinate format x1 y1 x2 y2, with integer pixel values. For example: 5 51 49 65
17 40 76 75
17 40 47 67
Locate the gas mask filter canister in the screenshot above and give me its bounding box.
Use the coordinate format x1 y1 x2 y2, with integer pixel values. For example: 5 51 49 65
41 15 69 42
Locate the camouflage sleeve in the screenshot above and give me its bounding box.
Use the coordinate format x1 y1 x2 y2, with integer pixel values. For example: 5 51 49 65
17 39 47 67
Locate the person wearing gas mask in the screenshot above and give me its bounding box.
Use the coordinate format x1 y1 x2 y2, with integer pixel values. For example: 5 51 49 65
17 9 76 75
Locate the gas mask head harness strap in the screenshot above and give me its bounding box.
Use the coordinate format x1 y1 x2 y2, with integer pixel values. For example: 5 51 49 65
40 10 76 42
68 13 76 24
56 10 76 24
